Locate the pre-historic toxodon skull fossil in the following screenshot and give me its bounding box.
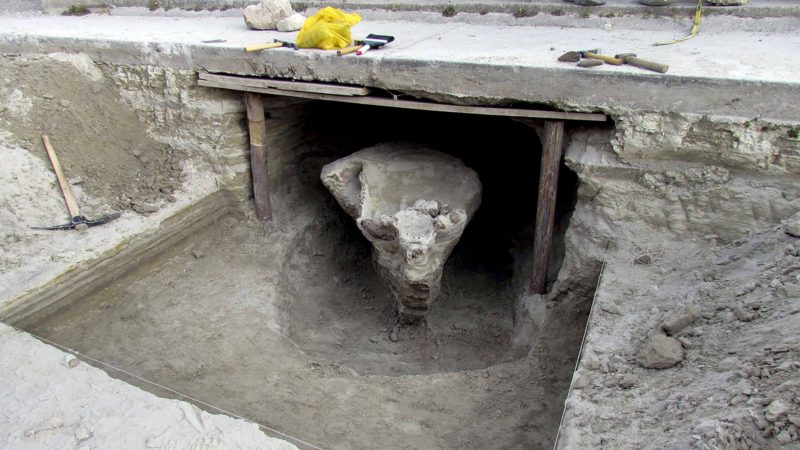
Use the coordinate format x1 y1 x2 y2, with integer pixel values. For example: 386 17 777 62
321 143 481 321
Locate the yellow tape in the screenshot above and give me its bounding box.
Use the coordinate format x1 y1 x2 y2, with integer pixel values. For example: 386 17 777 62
655 0 702 46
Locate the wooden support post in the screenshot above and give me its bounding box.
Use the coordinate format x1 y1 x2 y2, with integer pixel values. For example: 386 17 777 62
244 92 272 222
530 120 565 295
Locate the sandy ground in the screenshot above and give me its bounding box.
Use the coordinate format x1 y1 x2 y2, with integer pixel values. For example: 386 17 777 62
0 322 298 449
559 215 800 449
0 48 584 449
19 150 586 449
0 54 182 214
0 54 218 304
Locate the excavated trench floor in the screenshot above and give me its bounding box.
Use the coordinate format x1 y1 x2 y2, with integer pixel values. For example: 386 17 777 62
14 157 591 449
3 68 592 447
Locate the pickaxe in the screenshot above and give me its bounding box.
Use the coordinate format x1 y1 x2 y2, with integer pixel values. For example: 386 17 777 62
31 135 120 231
244 39 298 52
558 48 623 65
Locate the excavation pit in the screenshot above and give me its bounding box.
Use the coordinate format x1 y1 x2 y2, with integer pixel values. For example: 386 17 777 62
3 9 800 449
5 102 596 449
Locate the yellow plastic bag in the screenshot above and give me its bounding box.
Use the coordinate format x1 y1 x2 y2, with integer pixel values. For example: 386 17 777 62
296 7 361 50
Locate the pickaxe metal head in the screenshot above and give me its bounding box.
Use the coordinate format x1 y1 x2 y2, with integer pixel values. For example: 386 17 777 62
557 48 600 63
274 39 298 50
559 48 624 65
32 212 121 231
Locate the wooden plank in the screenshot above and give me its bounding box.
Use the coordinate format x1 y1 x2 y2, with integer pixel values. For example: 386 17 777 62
41 135 82 219
198 76 607 122
530 120 565 295
244 92 272 222
200 72 371 97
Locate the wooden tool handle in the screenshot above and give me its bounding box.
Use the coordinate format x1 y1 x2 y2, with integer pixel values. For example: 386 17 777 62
337 45 363 56
245 42 282 52
42 135 81 218
625 56 669 73
584 52 624 66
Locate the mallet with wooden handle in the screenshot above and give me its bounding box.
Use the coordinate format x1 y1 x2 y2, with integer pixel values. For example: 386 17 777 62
615 53 669 73
33 135 120 231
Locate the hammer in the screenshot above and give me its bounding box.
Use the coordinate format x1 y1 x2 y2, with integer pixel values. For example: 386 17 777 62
558 48 623 65
245 39 298 52
615 53 669 73
32 135 120 231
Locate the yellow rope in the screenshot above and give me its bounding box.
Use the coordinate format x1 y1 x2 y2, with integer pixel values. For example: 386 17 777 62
655 0 703 46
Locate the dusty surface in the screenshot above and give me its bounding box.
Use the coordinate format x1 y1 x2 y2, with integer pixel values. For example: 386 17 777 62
0 13 796 83
1 12 799 122
0 54 223 303
0 322 297 450
558 216 800 449
0 54 182 214
21 151 583 448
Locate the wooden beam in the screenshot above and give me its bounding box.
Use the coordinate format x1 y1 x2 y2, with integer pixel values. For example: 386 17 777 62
198 73 607 122
530 120 565 295
200 73 371 97
244 92 272 222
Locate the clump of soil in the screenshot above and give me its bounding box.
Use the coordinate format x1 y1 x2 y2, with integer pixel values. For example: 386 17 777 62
0 54 182 213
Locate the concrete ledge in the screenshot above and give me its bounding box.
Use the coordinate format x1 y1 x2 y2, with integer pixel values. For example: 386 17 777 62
1 14 798 121
35 0 800 20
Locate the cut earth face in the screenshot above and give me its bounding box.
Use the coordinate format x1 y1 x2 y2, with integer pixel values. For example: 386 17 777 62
321 143 481 321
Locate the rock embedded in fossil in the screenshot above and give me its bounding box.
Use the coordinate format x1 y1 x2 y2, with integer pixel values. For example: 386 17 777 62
321 143 482 321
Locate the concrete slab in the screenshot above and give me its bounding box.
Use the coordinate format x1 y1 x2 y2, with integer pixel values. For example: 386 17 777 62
37 0 800 20
0 13 798 120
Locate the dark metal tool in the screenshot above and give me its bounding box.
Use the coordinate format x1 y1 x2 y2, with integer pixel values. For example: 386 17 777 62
558 48 623 65
32 135 121 231
615 53 669 73
245 39 298 52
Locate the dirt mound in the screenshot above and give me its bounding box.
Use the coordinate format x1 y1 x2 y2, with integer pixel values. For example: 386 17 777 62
560 215 800 449
0 54 182 213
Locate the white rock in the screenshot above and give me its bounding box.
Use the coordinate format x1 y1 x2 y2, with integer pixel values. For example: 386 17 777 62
64 354 79 368
243 0 294 30
276 13 305 32
662 309 696 335
573 373 592 389
776 429 792 444
74 425 92 441
636 334 684 369
785 213 800 238
765 400 790 422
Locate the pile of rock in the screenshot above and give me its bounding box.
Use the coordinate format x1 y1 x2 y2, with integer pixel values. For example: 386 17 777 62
243 0 305 32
